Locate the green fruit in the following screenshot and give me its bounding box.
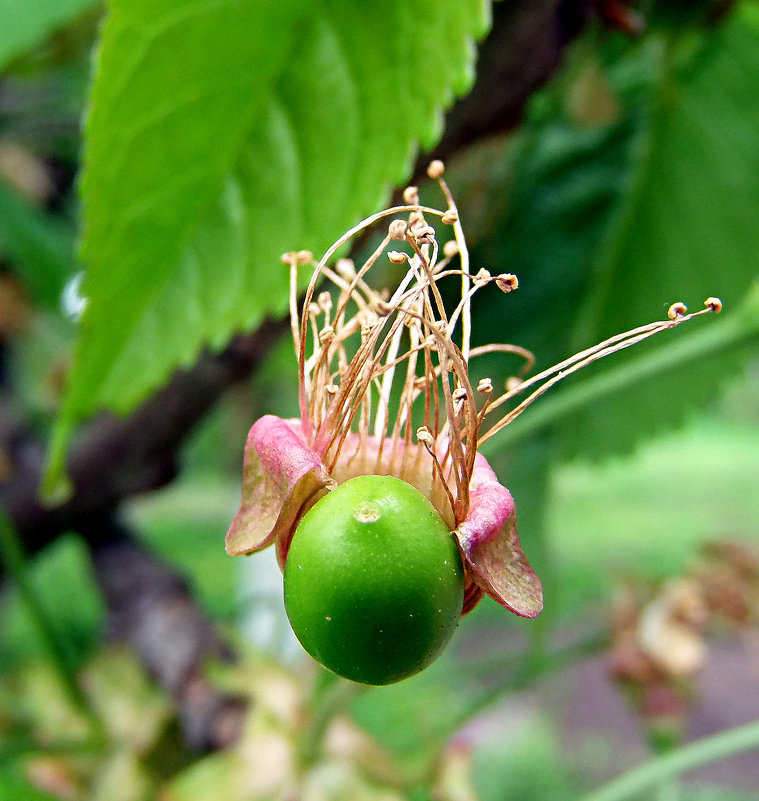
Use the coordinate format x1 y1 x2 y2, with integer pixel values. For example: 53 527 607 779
283 474 464 685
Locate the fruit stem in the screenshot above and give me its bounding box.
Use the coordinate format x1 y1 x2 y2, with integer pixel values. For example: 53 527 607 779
299 669 366 767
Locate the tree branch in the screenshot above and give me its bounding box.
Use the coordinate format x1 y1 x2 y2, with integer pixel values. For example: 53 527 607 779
88 523 246 751
429 0 588 165
0 316 288 555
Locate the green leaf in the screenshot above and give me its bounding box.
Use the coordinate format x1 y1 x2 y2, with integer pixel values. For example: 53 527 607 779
458 5 759 463
0 0 100 73
560 6 759 457
463 117 638 365
47 0 489 494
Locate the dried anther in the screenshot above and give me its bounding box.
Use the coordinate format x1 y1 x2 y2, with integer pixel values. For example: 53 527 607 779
388 219 408 240
402 186 419 205
227 161 721 621
281 250 314 266
496 273 519 293
443 240 459 258
416 426 434 447
427 159 445 179
411 224 437 245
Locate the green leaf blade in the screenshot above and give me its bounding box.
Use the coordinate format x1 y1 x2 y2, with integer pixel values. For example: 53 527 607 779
559 8 759 458
56 0 489 432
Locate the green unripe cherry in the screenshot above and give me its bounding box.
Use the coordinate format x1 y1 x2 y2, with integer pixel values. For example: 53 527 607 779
283 474 465 685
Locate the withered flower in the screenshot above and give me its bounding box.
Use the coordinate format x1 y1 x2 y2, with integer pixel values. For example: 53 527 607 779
226 161 720 621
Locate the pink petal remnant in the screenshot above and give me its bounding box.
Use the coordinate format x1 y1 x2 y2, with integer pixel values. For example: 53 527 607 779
454 454 543 619
225 416 334 561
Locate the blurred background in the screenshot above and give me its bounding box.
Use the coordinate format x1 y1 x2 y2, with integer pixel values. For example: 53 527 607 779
1 1 758 799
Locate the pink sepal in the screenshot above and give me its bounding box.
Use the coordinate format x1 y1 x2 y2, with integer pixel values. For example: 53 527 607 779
454 454 543 619
225 415 334 560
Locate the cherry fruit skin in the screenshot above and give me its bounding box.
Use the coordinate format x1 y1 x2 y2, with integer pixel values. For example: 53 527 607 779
283 474 464 685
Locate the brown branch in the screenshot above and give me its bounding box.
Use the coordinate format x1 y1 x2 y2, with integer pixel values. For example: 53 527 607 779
428 0 590 165
87 522 246 751
0 317 288 555
0 323 285 749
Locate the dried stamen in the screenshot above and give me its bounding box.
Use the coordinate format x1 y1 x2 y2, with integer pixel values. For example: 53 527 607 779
495 273 519 293
285 160 719 536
